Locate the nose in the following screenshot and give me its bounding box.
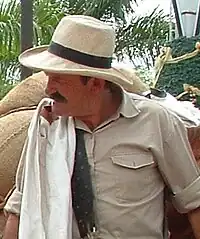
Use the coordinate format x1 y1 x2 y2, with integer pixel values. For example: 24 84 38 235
45 78 57 96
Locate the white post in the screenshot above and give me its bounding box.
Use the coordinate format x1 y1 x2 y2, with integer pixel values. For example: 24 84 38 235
169 0 174 41
172 0 200 37
194 0 200 35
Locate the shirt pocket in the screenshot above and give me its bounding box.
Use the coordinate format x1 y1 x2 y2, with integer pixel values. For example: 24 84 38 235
111 153 155 169
111 153 161 202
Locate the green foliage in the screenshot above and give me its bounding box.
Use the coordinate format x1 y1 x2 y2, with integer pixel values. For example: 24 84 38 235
0 0 169 100
0 0 139 85
60 0 137 23
0 80 15 100
156 36 200 96
33 0 65 46
0 0 21 82
136 67 154 87
115 9 170 69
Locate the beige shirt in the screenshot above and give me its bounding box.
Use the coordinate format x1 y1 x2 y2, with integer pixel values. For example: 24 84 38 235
5 91 200 239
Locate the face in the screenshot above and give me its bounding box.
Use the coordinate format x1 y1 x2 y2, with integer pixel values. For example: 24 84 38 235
45 72 104 117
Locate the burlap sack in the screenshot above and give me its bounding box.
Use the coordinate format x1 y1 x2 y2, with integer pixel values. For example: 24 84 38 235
0 211 6 239
0 71 47 116
0 109 35 201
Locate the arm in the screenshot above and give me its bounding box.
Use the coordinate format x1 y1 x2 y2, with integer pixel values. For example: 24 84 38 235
187 127 200 239
3 139 27 239
188 207 200 239
152 109 200 235
3 214 19 239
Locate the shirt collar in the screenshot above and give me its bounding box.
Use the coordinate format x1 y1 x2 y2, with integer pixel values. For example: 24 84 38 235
119 90 140 118
75 90 140 132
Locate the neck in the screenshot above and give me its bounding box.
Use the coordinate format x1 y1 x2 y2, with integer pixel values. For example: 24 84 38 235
77 90 122 130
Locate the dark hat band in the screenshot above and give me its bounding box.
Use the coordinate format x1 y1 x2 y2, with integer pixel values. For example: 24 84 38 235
48 41 112 69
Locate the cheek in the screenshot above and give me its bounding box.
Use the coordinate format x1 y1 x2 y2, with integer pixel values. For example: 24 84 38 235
52 101 67 110
72 90 90 102
59 85 90 109
60 85 82 98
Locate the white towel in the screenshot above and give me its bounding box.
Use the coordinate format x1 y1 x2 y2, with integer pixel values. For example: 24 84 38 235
18 98 76 239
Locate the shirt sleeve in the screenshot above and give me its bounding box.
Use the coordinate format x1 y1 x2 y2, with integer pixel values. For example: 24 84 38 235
155 110 200 213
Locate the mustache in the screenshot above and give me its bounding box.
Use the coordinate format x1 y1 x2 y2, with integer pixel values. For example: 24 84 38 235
49 91 67 103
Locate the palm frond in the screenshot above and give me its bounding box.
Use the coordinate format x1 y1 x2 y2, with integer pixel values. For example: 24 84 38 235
0 0 20 81
60 0 139 23
0 0 170 88
115 8 170 68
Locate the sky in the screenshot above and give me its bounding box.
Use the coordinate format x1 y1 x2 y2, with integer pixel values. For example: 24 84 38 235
2 0 171 15
136 0 171 15
2 0 171 14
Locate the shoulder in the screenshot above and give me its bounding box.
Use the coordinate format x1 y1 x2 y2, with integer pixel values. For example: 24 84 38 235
127 92 183 126
128 92 171 114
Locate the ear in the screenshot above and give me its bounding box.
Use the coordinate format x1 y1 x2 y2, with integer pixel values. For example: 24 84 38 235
87 78 105 93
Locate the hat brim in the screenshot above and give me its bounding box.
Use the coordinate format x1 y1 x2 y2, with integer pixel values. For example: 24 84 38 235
19 45 134 90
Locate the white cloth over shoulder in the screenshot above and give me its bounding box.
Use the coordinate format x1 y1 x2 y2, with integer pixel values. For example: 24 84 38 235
18 98 76 239
149 93 200 127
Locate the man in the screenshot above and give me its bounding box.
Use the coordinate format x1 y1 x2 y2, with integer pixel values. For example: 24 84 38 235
167 126 200 239
3 15 200 239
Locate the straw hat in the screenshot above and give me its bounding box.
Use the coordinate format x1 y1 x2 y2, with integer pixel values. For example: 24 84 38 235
19 15 134 90
114 66 149 93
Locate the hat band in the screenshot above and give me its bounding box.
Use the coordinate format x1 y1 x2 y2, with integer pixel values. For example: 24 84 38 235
48 41 112 69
